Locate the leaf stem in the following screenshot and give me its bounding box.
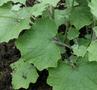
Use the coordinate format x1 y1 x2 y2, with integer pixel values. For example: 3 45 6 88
53 39 72 49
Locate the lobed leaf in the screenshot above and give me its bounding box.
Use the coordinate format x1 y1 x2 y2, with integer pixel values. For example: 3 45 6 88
16 17 61 70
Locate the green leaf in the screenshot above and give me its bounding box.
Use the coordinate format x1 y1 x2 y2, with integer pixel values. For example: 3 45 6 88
67 27 79 40
48 61 97 90
88 0 97 19
11 60 38 89
88 40 97 61
70 6 93 29
0 5 30 42
0 0 26 6
16 18 61 70
72 45 87 57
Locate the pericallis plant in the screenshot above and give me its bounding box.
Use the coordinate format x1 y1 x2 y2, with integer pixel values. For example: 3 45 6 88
0 0 97 90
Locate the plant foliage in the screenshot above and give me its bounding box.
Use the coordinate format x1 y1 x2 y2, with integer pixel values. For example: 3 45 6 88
0 0 97 90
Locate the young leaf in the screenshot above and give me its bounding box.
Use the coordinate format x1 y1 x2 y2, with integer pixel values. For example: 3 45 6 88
47 61 97 90
11 60 38 89
16 17 61 70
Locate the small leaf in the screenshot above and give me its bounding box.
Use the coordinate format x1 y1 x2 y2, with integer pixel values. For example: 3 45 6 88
11 60 38 89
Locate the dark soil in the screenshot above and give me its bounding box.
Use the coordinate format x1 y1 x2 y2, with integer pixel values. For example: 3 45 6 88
0 41 20 90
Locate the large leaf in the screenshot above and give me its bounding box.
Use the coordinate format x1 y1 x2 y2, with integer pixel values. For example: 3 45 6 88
11 60 38 89
70 6 93 29
88 40 97 61
88 0 97 20
16 18 61 70
48 61 97 90
0 5 30 42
